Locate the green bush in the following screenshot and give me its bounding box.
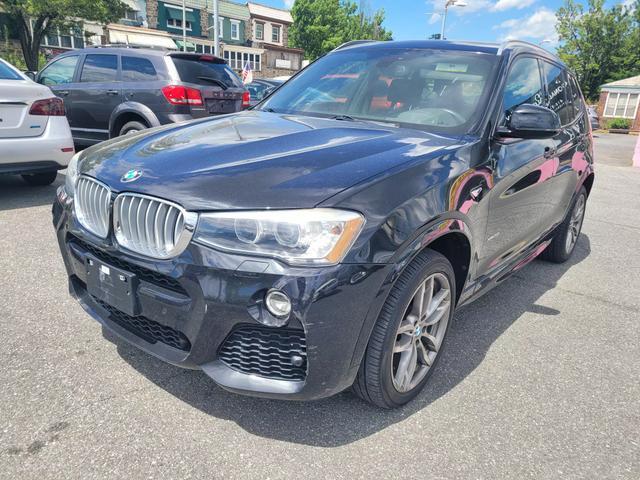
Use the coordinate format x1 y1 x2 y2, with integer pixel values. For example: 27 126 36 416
607 118 631 130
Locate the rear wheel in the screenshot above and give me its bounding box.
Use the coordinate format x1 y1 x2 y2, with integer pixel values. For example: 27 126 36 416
119 120 147 136
353 250 455 408
21 171 57 186
540 186 587 263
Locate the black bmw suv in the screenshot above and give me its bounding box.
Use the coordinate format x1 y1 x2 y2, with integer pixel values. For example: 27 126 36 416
53 40 594 408
37 47 248 146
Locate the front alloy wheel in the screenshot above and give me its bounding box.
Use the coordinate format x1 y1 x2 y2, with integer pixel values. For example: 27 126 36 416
353 249 456 408
392 273 451 392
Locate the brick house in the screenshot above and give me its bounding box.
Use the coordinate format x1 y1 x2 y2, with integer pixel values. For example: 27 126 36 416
247 2 304 78
596 75 640 131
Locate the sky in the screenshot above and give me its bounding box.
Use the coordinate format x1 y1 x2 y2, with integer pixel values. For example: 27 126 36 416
258 0 635 49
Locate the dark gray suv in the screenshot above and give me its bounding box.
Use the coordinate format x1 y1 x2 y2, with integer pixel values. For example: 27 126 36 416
37 47 249 146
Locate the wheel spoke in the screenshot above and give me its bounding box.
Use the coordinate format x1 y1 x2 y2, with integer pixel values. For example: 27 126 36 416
416 340 431 367
395 343 418 391
397 318 416 334
422 331 439 352
394 334 413 353
427 287 449 317
424 302 449 327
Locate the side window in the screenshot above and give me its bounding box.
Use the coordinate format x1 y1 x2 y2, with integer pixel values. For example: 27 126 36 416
80 54 118 83
38 56 78 86
122 56 158 82
542 62 571 125
567 73 583 120
501 57 544 125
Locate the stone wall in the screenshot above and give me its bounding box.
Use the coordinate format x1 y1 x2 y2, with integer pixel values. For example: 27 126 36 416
146 1 159 30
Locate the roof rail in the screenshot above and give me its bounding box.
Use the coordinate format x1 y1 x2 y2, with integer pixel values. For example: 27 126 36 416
497 39 548 55
331 40 378 52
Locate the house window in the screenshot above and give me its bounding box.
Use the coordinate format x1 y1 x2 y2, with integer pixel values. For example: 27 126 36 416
224 50 261 70
167 18 192 31
219 17 224 38
255 22 264 41
271 24 281 43
604 92 640 119
124 10 138 21
230 20 240 40
41 25 85 49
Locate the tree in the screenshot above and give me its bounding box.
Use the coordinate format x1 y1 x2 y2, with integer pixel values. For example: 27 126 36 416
289 0 392 61
0 0 128 71
555 0 640 100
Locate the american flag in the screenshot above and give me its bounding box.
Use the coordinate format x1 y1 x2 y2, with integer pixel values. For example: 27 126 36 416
241 61 253 84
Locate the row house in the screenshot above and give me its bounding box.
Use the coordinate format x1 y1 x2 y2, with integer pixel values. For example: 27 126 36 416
1 0 304 78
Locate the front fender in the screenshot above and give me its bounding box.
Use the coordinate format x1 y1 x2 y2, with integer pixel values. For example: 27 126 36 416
109 102 161 138
346 215 474 376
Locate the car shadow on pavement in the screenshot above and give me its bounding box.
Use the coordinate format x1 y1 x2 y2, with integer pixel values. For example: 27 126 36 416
0 173 64 211
108 234 591 448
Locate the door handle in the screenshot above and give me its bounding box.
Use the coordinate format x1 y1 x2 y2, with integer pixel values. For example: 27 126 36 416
543 147 557 159
106 89 119 95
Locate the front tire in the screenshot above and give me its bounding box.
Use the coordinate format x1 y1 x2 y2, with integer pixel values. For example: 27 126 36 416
540 186 587 263
21 171 57 186
353 249 455 408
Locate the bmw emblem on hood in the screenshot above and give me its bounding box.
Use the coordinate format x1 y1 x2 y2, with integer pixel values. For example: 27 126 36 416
121 169 142 183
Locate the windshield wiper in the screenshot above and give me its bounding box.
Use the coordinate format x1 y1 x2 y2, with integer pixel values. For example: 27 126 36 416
332 114 356 121
196 76 228 90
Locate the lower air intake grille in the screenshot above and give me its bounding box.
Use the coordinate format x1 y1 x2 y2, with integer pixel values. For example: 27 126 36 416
218 327 307 381
92 296 191 351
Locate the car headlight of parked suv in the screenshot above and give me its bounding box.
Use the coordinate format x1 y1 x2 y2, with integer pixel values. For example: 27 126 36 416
194 209 365 266
64 151 82 197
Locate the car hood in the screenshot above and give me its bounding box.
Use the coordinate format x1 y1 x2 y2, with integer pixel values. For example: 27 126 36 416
80 111 460 210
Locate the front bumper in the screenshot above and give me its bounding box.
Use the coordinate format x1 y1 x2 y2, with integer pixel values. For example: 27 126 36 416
52 193 388 400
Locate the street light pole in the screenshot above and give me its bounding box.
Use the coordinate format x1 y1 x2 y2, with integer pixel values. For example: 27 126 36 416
213 0 219 57
439 0 467 40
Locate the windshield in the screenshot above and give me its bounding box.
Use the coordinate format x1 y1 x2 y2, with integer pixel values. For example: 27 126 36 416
172 57 244 89
0 60 22 80
259 48 499 134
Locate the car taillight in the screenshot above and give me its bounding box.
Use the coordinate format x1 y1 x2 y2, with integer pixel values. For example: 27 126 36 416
29 97 65 116
161 85 203 106
242 90 250 108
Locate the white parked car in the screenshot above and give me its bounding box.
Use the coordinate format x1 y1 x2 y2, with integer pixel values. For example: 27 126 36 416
0 57 74 186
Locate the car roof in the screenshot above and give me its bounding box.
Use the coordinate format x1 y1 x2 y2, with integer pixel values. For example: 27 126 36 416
333 39 567 67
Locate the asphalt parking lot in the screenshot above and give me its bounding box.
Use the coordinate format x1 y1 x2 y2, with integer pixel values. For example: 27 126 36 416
1 134 639 479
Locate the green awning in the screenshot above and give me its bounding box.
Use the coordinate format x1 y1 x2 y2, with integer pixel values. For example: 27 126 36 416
166 7 197 22
175 39 196 51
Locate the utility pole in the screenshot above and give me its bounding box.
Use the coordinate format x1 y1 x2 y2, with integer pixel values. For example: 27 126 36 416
182 0 187 51
213 0 219 56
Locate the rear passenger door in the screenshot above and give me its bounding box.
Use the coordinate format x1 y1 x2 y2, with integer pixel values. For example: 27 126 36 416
540 61 583 227
73 54 122 143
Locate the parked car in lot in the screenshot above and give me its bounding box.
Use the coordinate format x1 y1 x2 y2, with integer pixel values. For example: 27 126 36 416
246 78 283 107
36 47 249 146
53 40 594 408
588 106 600 130
0 57 74 186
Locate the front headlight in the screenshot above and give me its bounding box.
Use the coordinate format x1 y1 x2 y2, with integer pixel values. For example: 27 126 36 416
65 151 82 196
194 209 365 266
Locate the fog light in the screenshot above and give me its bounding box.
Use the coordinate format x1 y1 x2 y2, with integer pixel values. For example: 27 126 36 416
265 289 291 319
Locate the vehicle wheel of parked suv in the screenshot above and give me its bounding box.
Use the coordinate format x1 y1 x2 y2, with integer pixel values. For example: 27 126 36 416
540 186 587 263
21 171 58 186
119 121 147 136
353 249 455 408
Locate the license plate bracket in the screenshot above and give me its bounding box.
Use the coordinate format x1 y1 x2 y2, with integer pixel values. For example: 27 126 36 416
85 255 139 316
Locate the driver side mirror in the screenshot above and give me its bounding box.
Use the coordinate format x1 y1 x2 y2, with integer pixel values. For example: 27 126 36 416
23 71 36 81
497 104 560 139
